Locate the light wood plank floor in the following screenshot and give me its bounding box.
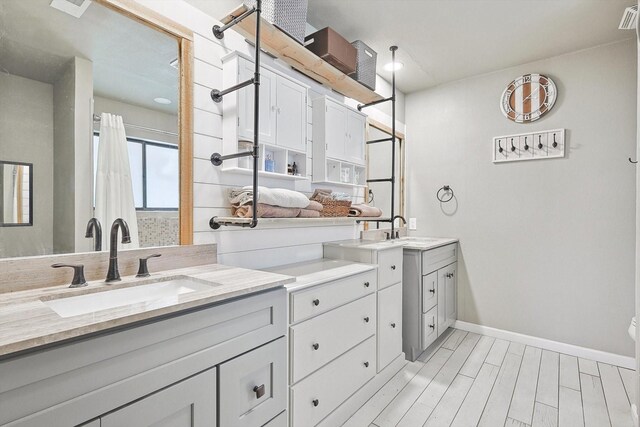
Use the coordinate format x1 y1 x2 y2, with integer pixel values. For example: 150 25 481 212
343 329 635 427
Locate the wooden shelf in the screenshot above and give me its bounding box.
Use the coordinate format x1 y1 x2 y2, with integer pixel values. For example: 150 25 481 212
220 5 384 104
224 167 310 181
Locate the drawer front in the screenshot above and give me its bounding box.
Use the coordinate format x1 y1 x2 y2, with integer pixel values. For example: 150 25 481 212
422 243 457 275
219 337 286 427
422 271 437 312
422 306 438 349
290 269 376 323
290 293 376 383
377 282 403 371
291 336 376 427
264 411 287 427
377 247 403 289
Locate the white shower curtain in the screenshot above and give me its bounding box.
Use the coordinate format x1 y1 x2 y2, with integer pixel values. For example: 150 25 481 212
95 113 139 249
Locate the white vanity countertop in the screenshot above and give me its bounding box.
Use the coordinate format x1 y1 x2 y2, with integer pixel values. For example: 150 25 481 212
0 264 294 358
324 236 458 251
264 259 376 292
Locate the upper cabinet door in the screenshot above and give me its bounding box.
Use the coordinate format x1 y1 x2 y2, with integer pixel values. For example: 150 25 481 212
325 100 347 160
346 110 366 165
275 76 306 152
238 58 277 145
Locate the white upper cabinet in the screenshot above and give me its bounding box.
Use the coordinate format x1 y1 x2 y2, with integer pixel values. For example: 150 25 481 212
313 96 366 165
238 58 277 145
275 76 306 152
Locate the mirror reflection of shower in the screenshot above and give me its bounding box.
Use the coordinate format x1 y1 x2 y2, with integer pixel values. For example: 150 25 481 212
0 162 32 226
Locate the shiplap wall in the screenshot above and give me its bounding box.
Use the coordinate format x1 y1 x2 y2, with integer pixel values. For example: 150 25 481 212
135 0 405 269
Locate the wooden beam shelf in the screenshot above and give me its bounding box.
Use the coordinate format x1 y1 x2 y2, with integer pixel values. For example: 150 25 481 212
220 4 384 104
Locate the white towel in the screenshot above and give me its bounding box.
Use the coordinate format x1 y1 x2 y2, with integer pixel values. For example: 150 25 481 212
241 186 310 208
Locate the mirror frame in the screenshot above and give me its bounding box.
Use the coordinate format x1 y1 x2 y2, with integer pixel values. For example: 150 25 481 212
0 161 34 227
95 0 194 245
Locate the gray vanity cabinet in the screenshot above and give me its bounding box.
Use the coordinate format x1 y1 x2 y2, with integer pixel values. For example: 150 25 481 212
101 368 217 427
403 243 458 361
0 288 287 427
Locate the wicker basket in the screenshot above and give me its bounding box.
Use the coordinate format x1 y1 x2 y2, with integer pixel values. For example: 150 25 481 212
351 40 377 90
244 0 308 44
318 199 352 217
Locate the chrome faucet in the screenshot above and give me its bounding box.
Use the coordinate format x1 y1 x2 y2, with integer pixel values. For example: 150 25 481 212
106 218 131 282
85 218 102 251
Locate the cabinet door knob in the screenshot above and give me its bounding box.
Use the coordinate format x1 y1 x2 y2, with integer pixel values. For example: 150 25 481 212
391 265 396 270
312 399 319 407
429 288 435 294
364 281 370 288
312 343 320 350
364 361 370 368
429 324 435 329
391 322 396 328
364 316 370 323
253 384 265 399
312 299 320 306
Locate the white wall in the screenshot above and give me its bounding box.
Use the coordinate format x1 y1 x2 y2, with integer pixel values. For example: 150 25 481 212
134 0 405 269
0 74 54 257
406 39 637 357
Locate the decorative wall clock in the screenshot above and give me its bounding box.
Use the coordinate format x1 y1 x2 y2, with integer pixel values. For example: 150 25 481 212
500 73 557 123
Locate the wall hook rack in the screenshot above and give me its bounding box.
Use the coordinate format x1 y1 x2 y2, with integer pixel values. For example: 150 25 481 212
437 185 454 203
209 0 262 230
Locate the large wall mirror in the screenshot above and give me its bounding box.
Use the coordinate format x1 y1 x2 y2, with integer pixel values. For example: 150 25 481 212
0 0 193 258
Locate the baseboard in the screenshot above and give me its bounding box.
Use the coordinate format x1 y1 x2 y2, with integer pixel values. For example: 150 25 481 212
453 320 635 370
318 353 407 427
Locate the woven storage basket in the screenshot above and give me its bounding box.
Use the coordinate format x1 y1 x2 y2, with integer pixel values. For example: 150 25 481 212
318 200 351 217
351 40 377 90
244 0 308 44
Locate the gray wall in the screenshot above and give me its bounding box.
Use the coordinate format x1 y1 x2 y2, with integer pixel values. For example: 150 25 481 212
0 73 54 257
405 39 637 357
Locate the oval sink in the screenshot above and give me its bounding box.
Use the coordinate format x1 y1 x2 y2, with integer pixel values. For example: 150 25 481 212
43 277 215 318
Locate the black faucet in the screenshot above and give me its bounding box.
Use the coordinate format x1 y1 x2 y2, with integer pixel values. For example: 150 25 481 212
106 218 131 282
85 218 102 251
392 215 407 226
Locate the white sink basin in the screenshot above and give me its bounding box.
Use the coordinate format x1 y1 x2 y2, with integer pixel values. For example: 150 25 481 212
43 277 215 318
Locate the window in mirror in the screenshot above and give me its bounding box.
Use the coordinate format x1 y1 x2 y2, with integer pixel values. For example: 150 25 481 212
0 161 33 227
93 134 178 210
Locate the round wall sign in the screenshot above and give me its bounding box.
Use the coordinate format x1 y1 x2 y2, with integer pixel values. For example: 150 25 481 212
501 74 557 123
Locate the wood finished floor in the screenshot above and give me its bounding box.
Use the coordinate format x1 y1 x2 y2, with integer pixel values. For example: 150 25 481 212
343 329 636 427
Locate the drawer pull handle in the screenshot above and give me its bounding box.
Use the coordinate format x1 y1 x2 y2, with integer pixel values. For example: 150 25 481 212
364 361 370 368
312 299 320 306
391 322 396 328
312 399 319 407
364 281 370 287
429 288 435 294
391 265 396 270
312 343 320 350
364 316 370 323
253 384 265 399
429 324 435 329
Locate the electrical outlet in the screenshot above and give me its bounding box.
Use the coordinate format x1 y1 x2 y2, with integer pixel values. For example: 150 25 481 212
409 218 417 230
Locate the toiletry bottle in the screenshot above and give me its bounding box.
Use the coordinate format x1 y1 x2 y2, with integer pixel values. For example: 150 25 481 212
265 154 274 172
292 162 298 176
287 163 293 175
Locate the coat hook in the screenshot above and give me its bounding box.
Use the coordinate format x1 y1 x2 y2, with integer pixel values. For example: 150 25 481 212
629 157 638 164
498 140 503 153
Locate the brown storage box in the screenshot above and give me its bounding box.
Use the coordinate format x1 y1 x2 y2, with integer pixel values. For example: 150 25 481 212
304 27 357 75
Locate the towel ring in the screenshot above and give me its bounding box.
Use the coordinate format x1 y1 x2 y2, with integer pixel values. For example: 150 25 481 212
437 185 454 203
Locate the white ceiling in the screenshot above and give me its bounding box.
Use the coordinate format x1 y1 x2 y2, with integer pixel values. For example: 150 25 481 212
0 0 178 113
186 0 636 93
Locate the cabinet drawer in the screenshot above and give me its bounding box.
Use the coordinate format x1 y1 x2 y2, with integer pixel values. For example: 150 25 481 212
422 243 457 275
377 247 403 289
377 283 403 371
422 306 438 349
219 338 286 427
291 336 376 427
290 269 376 323
290 293 376 383
422 271 437 312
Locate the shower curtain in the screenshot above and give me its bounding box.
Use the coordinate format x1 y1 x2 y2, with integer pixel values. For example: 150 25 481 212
95 113 139 249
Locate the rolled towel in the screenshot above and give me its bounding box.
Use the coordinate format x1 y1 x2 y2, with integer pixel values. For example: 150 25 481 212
348 204 383 217
230 186 310 209
232 203 301 218
306 200 323 212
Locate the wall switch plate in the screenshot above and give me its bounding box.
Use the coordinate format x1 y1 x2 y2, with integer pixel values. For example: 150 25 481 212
409 218 417 230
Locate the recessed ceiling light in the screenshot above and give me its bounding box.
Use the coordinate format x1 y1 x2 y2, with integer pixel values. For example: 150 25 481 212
154 97 172 105
384 61 404 72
